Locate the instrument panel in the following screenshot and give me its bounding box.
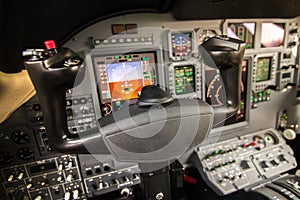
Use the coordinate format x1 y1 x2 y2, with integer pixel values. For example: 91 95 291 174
0 12 299 200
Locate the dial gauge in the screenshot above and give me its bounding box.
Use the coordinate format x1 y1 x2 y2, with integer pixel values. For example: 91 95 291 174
264 133 277 144
206 70 226 106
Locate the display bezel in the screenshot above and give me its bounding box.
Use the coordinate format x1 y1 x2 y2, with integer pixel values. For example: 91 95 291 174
168 59 203 99
227 22 256 49
255 57 272 83
174 65 196 95
91 50 159 107
260 22 286 48
168 30 196 61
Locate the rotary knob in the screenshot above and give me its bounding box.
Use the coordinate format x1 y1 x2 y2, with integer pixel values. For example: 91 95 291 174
121 187 132 197
0 152 13 164
17 148 34 160
11 130 29 144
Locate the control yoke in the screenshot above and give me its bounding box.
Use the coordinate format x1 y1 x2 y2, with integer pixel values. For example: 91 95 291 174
200 36 246 115
23 45 213 162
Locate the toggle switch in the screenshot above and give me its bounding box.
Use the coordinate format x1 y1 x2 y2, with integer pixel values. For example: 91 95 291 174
17 172 24 180
64 191 71 200
66 173 74 182
7 174 14 182
73 189 79 199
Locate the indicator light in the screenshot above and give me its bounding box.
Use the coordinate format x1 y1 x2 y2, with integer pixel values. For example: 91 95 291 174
44 40 56 49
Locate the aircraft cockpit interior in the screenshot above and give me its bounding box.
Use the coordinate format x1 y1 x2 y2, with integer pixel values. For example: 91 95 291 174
1 0 300 199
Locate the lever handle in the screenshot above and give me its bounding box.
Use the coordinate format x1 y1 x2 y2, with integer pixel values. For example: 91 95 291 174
24 47 106 153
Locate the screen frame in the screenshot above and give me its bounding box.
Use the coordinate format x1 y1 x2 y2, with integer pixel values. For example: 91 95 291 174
255 56 272 83
174 65 196 95
167 59 203 99
224 20 289 52
260 22 286 49
168 30 197 61
227 22 256 49
89 47 163 114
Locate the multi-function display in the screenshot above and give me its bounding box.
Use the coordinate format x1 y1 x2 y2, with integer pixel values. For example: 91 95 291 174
171 32 193 57
256 57 272 82
93 52 157 111
174 65 195 95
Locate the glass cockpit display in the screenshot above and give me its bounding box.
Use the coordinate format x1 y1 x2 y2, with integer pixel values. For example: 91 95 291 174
106 61 143 101
256 57 272 82
205 59 249 125
261 23 285 48
174 65 195 95
171 32 192 57
93 52 157 113
227 23 256 49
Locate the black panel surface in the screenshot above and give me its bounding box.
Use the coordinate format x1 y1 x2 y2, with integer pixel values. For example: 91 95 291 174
171 0 300 20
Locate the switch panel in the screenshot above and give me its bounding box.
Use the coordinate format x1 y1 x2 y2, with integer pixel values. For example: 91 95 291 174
192 128 297 195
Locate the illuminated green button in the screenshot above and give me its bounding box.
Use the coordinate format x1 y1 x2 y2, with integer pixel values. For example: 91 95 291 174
266 90 271 95
258 92 263 97
262 96 266 101
141 57 149 61
254 98 258 103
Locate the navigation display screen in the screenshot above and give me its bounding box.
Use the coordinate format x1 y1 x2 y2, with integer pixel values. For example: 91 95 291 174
174 65 195 95
256 57 272 82
171 32 192 57
93 52 157 111
227 22 255 49
261 23 285 48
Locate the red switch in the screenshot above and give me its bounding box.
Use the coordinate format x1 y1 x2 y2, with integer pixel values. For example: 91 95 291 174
250 142 257 147
44 40 56 50
184 174 197 184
